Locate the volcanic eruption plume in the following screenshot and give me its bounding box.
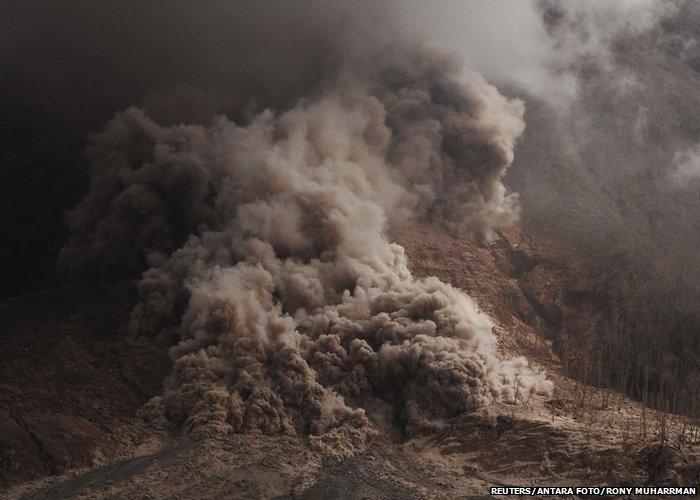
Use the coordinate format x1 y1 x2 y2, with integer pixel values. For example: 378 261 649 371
58 28 551 455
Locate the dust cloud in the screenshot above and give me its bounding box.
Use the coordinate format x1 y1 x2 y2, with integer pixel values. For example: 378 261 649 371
58 38 551 452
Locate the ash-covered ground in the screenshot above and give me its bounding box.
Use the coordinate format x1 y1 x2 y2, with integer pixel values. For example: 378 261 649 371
2 224 699 498
2 1 700 498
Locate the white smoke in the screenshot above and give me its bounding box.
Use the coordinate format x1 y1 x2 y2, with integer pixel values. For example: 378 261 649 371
672 143 700 183
394 0 678 108
59 41 551 454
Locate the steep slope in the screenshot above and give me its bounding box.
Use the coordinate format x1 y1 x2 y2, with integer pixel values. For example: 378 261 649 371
505 0 700 415
3 223 698 498
0 287 170 487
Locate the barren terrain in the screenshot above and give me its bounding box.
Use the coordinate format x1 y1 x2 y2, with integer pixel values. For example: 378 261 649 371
2 223 698 499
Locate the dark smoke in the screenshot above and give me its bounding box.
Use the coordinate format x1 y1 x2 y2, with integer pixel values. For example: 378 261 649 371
0 0 386 296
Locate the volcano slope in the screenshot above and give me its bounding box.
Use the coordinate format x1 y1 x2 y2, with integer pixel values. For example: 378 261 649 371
2 222 699 499
3 1 700 498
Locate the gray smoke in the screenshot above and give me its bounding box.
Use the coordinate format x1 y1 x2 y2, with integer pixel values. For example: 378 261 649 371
672 143 700 183
391 0 678 109
59 40 551 454
493 0 700 412
506 1 700 293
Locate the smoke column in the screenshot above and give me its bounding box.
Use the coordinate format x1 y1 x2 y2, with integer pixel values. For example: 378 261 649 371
58 35 551 453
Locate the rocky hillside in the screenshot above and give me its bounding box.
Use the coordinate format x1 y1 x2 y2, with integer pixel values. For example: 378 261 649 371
2 222 698 498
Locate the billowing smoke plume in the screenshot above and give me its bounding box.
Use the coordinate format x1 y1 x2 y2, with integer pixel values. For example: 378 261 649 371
58 43 550 453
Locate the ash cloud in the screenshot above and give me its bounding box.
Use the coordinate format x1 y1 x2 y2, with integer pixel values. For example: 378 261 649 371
0 0 389 297
9 0 698 443
393 0 679 109
58 33 550 451
672 143 700 183
495 0 700 411
401 0 700 306
506 1 700 296
0 0 382 131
